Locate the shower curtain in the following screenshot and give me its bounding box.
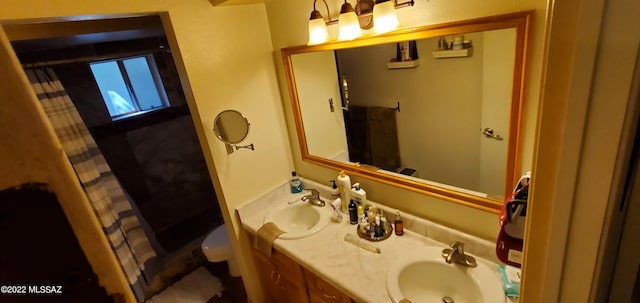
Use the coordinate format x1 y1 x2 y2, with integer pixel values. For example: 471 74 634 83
26 67 159 301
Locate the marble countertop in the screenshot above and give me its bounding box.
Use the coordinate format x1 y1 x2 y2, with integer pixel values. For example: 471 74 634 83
236 178 515 303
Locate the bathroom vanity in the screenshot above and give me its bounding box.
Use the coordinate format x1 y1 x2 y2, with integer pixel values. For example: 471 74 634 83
237 178 513 303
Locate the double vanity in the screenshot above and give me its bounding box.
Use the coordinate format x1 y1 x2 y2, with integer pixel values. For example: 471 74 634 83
237 178 514 303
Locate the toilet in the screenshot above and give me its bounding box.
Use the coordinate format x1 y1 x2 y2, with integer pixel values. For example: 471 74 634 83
201 224 240 277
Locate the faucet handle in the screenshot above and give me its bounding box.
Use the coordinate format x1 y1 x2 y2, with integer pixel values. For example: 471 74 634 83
302 188 319 199
449 241 465 253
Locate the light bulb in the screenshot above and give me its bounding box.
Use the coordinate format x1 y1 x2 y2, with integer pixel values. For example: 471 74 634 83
373 1 399 34
338 10 361 40
308 18 329 45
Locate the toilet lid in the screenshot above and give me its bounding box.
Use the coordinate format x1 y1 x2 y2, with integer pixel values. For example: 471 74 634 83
202 224 232 261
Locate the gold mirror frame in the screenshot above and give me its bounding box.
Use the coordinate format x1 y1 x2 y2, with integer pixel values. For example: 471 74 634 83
282 11 532 213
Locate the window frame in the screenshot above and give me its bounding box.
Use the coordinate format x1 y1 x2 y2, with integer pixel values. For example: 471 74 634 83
90 54 170 121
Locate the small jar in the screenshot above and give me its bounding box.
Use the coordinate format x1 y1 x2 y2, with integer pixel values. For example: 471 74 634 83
452 36 464 50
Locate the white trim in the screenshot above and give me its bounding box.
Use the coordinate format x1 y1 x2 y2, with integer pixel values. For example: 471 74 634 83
521 0 606 301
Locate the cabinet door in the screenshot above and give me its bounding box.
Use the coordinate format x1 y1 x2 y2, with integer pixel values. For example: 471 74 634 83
309 289 353 303
252 248 310 303
253 252 282 302
277 276 310 303
304 269 353 303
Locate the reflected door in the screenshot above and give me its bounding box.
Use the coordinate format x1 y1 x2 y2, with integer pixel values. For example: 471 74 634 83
292 51 349 160
479 28 516 198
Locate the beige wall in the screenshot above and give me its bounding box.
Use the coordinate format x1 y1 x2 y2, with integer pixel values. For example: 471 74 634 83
266 0 547 240
0 1 292 302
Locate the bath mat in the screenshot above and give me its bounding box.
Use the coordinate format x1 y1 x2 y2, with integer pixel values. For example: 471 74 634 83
146 267 223 303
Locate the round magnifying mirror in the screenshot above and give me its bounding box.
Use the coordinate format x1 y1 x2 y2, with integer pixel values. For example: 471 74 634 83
213 110 250 144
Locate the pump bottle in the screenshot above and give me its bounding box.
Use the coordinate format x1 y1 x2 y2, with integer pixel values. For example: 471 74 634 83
348 199 358 224
336 171 351 212
351 183 367 209
329 180 340 200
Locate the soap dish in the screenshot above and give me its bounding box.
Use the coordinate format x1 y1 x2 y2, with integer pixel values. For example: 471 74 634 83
357 220 393 242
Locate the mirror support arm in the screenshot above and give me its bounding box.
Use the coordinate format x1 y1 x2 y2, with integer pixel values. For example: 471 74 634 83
235 143 255 152
224 143 255 154
224 143 235 154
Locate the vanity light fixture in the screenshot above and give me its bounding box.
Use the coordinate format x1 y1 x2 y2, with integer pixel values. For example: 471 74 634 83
307 0 414 45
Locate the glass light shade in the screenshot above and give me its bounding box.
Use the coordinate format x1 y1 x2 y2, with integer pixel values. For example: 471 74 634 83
308 18 329 45
338 11 362 41
373 1 399 34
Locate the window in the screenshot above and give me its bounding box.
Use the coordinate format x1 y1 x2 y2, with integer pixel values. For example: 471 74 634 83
90 55 168 120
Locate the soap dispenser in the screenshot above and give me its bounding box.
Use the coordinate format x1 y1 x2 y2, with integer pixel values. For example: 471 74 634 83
329 180 340 200
290 171 303 193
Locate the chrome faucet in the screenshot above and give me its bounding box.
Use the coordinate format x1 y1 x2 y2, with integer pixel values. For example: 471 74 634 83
301 188 325 207
442 241 477 267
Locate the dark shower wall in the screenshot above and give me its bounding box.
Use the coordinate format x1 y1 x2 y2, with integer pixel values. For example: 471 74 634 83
126 116 217 232
16 36 222 252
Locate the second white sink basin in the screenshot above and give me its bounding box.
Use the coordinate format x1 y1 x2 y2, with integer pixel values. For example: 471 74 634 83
263 201 333 239
386 246 505 303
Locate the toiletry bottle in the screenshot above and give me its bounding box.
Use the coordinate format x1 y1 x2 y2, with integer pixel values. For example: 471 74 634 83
453 35 464 50
359 217 369 233
348 199 358 225
368 209 376 227
409 40 419 60
336 171 351 212
438 36 446 50
394 210 404 236
374 213 383 237
400 41 411 61
329 180 340 200
290 171 303 193
357 205 364 222
351 183 367 208
380 210 389 233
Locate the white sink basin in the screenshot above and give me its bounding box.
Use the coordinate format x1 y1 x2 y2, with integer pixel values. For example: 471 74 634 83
386 246 505 303
263 201 333 239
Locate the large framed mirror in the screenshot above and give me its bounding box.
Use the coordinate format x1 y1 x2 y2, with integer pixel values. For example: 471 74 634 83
282 11 532 213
